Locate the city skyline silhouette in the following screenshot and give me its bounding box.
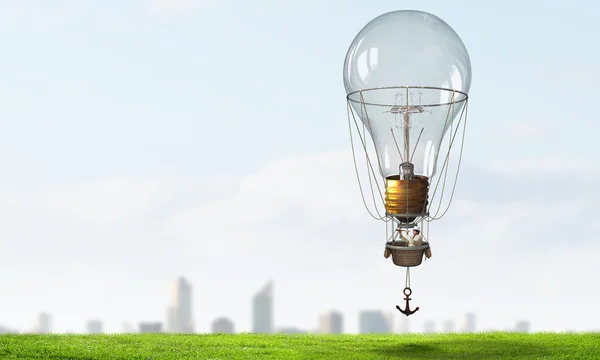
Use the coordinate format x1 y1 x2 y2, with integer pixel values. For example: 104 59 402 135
1 277 532 335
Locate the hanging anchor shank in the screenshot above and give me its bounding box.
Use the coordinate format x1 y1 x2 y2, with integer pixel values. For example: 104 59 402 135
396 287 419 316
396 268 419 316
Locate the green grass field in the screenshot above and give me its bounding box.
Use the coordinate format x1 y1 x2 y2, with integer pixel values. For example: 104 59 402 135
1 332 599 359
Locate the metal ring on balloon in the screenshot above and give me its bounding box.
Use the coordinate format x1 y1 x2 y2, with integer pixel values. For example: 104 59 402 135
346 86 468 108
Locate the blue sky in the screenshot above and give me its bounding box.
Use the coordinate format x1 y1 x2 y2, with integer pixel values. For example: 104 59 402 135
0 0 599 334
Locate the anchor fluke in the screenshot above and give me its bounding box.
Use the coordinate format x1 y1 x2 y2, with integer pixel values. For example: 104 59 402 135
396 287 419 316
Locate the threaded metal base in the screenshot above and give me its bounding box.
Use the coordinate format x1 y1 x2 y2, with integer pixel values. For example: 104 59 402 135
384 175 429 223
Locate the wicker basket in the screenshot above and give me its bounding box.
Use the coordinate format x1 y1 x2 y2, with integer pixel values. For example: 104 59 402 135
385 241 430 267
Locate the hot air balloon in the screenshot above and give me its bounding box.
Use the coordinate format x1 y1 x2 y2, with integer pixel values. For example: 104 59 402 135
343 10 472 315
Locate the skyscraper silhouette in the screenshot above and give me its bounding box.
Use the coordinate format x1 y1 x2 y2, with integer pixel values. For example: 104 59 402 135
252 280 273 333
460 312 476 333
166 276 194 333
86 319 103 334
442 320 455 333
423 320 435 333
33 313 51 334
319 311 343 334
397 314 410 333
212 317 235 334
359 311 391 334
139 322 162 333
514 320 531 333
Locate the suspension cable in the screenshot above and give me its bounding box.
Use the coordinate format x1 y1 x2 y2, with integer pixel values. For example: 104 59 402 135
362 118 386 219
429 99 469 220
347 101 385 220
428 102 454 218
349 100 386 204
427 91 457 209
427 97 468 219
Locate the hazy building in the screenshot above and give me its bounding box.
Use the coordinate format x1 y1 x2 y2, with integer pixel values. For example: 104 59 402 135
33 313 51 334
442 320 455 333
277 327 306 334
460 312 476 333
514 320 531 333
423 320 435 333
166 276 194 333
121 323 134 333
139 322 162 333
86 320 103 334
252 281 273 333
212 317 234 334
0 325 16 334
397 314 410 334
319 311 343 334
359 311 391 334
384 313 394 333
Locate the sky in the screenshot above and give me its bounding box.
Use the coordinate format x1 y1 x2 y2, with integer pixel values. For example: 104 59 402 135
0 0 599 334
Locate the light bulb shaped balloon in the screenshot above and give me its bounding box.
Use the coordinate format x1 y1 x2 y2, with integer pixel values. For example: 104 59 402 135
343 10 471 223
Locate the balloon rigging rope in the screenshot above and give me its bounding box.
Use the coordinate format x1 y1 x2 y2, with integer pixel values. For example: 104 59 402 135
347 100 386 221
425 97 469 221
362 114 385 220
427 91 458 211
428 99 469 221
357 100 389 221
429 104 454 218
357 91 388 221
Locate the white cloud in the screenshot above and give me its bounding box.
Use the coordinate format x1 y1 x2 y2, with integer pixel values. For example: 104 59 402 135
0 149 599 334
40 178 162 225
165 150 364 233
0 176 231 226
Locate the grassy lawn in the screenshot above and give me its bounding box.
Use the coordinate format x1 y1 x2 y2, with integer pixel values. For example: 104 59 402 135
1 332 599 359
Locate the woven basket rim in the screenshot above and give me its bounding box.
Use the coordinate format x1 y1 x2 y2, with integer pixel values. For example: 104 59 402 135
385 243 430 251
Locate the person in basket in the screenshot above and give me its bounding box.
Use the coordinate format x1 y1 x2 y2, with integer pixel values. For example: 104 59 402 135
398 227 425 247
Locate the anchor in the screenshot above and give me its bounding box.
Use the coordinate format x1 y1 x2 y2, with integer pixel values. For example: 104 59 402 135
396 287 419 316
